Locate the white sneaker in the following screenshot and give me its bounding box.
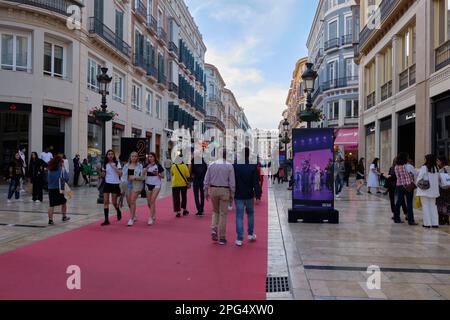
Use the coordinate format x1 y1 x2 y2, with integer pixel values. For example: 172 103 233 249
35 200 41 203
127 219 134 226
248 234 257 242
235 240 243 247
148 217 154 225
336 194 341 198
7 199 12 203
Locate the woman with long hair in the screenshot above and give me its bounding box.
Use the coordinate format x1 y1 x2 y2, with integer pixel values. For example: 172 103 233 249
386 157 407 219
356 157 365 195
144 152 165 225
100 150 122 226
28 152 46 202
7 152 25 202
121 151 144 226
47 156 70 225
367 158 381 194
417 154 440 228
437 156 450 225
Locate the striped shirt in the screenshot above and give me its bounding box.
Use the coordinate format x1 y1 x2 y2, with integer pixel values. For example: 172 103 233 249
394 165 413 186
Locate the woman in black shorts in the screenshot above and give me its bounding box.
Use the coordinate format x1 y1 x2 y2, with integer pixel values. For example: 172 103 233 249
144 152 165 225
101 150 122 226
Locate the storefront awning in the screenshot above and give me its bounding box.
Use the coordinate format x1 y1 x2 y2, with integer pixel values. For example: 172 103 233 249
335 128 358 149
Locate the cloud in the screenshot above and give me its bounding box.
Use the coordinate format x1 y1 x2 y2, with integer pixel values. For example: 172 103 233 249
185 0 302 129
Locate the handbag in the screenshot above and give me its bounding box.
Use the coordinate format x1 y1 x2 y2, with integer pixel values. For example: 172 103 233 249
175 164 191 189
59 169 72 199
417 170 430 190
415 196 422 209
439 170 450 189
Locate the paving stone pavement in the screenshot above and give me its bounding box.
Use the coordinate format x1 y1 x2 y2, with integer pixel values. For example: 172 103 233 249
2 178 450 300
267 178 450 300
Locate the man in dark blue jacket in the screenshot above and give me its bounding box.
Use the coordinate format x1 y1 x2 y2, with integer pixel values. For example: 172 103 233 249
233 148 262 247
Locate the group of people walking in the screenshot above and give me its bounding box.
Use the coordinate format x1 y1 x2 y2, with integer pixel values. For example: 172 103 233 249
99 147 262 246
356 153 450 227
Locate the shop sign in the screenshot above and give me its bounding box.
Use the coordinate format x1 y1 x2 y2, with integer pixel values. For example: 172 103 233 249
113 123 125 131
44 106 72 117
0 102 31 112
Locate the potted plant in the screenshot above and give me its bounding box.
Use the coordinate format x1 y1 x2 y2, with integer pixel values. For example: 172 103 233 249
89 107 118 122
298 107 325 123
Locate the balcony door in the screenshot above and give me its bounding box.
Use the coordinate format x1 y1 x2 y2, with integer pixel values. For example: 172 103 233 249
94 0 104 22
328 20 337 41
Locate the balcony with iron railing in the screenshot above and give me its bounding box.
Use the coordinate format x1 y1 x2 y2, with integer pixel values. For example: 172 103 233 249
168 82 178 93
342 34 353 46
5 0 83 16
157 27 167 45
146 15 158 34
381 80 392 101
157 73 167 87
168 41 179 57
436 40 450 71
366 92 376 109
322 76 359 91
324 38 340 51
133 0 146 22
359 0 401 50
89 17 131 58
399 64 416 92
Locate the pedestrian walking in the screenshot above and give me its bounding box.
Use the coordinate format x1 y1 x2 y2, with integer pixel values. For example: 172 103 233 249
62 154 70 175
334 155 345 198
46 155 70 225
417 154 440 228
100 150 123 226
18 147 27 192
171 155 191 218
121 151 144 226
393 152 418 225
386 158 407 219
6 152 25 202
73 154 81 187
437 156 450 225
233 148 261 247
356 157 365 195
367 158 381 194
144 152 164 225
190 152 208 216
81 159 91 185
344 157 352 187
28 152 46 203
164 155 173 182
204 149 235 245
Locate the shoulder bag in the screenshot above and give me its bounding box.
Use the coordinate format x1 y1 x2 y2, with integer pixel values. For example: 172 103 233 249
175 164 191 189
417 168 430 190
59 169 72 199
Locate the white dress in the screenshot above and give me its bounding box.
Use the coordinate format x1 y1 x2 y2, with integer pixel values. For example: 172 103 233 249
367 164 379 188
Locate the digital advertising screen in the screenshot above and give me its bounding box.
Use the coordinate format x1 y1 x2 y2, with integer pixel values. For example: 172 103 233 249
292 128 335 210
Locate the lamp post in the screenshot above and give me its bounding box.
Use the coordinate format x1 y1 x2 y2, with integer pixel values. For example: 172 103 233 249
96 67 113 204
300 62 318 128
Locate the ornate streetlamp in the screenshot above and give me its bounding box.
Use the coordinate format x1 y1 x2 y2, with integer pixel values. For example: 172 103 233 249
300 62 319 128
95 67 113 204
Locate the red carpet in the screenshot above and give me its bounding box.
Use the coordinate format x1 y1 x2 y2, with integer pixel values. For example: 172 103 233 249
0 186 268 300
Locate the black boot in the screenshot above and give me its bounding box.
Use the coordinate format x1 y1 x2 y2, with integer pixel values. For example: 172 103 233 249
101 208 110 226
116 207 122 221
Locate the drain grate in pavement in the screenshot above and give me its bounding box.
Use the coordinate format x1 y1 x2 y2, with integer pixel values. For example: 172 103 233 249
0 223 46 228
266 276 290 293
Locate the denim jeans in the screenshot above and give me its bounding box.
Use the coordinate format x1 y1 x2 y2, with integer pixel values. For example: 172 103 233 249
165 169 171 182
394 185 415 223
335 175 343 194
235 199 255 241
8 178 20 200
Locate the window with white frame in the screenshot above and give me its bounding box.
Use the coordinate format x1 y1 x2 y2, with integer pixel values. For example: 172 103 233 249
345 16 353 36
145 90 153 115
329 101 339 120
345 58 354 78
112 71 124 102
87 58 102 91
328 20 338 40
328 0 338 10
345 100 359 118
44 41 65 78
155 96 161 119
328 61 337 82
0 31 31 72
132 83 142 110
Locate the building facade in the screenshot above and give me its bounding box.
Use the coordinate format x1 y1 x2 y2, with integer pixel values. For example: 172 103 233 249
204 63 226 144
307 0 360 158
354 0 450 172
0 0 206 174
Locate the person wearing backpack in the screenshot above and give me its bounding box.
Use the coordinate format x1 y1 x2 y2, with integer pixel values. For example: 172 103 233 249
416 154 441 228
171 154 191 218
